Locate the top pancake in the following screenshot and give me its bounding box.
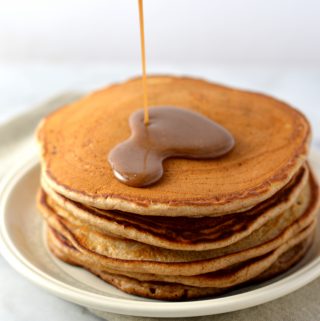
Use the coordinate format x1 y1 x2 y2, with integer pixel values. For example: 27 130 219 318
37 76 310 216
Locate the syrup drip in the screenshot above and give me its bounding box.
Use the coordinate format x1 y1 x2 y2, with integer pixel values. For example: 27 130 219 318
138 0 149 125
108 107 235 187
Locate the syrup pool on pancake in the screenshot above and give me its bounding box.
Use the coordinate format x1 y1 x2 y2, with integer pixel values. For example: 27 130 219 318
108 107 235 187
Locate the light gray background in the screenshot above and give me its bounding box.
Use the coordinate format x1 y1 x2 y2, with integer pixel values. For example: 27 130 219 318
1 0 320 65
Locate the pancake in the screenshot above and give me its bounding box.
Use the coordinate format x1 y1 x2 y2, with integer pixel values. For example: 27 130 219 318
48 222 316 287
36 75 319 301
47 226 314 300
37 172 319 276
37 76 311 216
40 164 309 251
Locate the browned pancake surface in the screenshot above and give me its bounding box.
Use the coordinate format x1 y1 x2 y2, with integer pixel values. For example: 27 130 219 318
37 76 310 216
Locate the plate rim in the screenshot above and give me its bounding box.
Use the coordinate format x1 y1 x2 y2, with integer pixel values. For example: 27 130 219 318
0 150 320 318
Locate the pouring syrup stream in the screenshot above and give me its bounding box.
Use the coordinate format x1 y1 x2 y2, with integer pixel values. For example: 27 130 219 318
138 0 149 125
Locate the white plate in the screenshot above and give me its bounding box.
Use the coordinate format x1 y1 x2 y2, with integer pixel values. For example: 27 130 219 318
0 150 320 318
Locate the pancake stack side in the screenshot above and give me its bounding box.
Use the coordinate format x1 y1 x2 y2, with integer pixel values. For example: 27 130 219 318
36 76 320 300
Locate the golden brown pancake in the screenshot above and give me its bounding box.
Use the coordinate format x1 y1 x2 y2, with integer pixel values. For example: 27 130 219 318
40 165 309 251
36 75 319 301
37 76 311 216
37 171 319 277
47 226 314 300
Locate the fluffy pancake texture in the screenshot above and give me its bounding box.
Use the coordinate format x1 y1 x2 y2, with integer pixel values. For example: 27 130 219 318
36 76 319 300
41 165 308 251
37 163 319 299
48 226 314 300
38 171 318 276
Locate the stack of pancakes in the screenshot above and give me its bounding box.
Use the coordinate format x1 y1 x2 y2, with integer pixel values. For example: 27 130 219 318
36 76 319 300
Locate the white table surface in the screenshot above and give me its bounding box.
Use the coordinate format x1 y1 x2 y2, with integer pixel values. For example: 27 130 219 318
0 62 319 321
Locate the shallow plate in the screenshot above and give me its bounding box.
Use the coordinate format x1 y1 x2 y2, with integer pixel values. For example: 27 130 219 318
0 150 320 318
